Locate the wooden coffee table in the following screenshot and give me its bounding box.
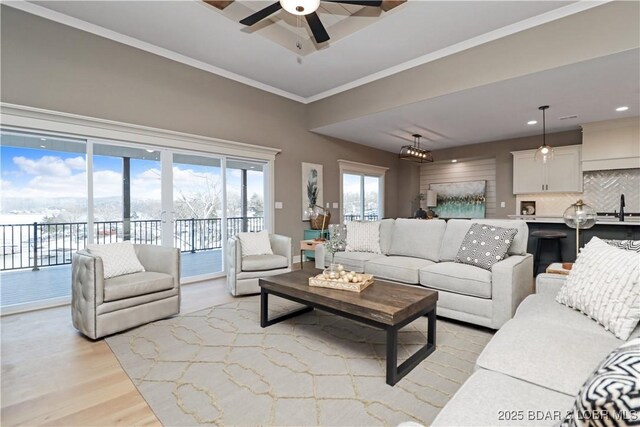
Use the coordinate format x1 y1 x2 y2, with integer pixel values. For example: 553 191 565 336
259 269 438 386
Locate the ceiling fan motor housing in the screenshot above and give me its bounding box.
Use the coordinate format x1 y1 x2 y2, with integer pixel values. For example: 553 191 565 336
281 0 320 15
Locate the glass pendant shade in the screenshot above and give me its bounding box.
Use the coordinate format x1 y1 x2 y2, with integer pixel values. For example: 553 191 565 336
280 0 320 15
563 200 597 230
534 105 553 163
534 144 554 164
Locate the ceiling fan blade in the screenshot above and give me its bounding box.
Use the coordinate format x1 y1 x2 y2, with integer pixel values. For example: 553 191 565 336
239 2 282 26
323 0 382 7
305 12 330 43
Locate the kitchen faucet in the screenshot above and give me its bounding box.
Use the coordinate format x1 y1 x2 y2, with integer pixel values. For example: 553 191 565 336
619 194 625 222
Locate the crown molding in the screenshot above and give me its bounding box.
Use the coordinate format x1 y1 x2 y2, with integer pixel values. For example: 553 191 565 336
4 0 610 105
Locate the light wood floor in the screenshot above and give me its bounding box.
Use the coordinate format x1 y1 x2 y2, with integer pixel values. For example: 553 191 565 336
1 276 241 426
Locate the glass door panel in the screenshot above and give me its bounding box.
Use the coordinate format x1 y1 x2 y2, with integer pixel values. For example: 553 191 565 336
226 159 266 238
93 144 162 245
342 173 362 222
0 130 87 307
172 153 223 278
364 176 381 221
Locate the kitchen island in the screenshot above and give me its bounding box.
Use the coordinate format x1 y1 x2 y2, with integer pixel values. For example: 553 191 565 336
508 215 640 264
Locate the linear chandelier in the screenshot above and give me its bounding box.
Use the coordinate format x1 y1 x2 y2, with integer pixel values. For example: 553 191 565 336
399 134 433 163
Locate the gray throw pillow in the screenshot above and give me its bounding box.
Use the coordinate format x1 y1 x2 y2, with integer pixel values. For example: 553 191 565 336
561 338 640 427
603 239 640 253
455 223 518 271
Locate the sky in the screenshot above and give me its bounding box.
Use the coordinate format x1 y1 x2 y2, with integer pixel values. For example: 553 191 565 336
1 146 263 207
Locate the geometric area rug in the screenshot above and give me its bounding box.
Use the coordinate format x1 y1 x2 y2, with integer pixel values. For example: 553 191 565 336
106 295 494 426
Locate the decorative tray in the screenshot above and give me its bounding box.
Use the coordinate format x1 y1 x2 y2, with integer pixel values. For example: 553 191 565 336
308 273 374 293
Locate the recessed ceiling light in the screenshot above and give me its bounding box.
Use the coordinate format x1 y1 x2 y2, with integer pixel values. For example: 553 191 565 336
527 120 537 125
451 159 458 163
40 145 46 148
616 106 629 112
145 149 154 153
40 138 47 141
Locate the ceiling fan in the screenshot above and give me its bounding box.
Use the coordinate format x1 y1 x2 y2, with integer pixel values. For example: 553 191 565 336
239 0 384 44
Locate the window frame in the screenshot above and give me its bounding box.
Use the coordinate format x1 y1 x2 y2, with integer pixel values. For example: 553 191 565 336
338 160 388 223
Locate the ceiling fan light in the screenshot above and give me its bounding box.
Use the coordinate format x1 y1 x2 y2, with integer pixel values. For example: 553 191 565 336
280 0 320 15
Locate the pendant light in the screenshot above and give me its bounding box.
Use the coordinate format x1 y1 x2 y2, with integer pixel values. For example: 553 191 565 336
399 134 433 163
534 105 553 163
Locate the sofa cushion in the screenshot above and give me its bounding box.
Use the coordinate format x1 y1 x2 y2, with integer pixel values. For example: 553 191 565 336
104 271 174 302
242 254 288 272
420 262 492 299
431 369 575 427
388 219 446 261
517 293 640 339
379 218 395 255
365 256 434 284
440 219 529 261
476 318 623 396
332 251 386 273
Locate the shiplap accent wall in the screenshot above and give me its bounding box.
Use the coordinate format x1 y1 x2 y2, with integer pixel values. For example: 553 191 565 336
420 158 497 218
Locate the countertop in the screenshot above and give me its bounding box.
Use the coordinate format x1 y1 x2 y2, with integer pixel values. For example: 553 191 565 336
507 215 640 226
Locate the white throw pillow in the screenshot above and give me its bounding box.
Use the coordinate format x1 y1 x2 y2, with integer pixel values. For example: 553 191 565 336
556 237 640 340
87 242 145 279
238 230 273 257
345 221 381 254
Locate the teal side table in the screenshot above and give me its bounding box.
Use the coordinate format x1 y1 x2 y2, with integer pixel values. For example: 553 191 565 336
303 229 329 260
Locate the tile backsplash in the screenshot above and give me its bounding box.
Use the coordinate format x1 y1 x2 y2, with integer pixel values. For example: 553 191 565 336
583 169 640 213
516 168 640 216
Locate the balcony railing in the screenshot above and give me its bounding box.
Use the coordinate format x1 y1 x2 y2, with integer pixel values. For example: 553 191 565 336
344 214 379 222
0 217 263 271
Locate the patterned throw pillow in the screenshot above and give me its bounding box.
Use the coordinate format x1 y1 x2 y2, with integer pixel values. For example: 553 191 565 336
455 223 518 271
87 242 145 279
238 230 273 257
561 338 640 427
345 221 381 254
556 237 640 340
603 239 640 253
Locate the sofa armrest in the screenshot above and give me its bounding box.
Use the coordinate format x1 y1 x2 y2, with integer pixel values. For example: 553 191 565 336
227 236 242 296
269 234 292 268
315 243 328 269
490 253 534 328
71 250 104 339
536 273 566 296
134 244 180 287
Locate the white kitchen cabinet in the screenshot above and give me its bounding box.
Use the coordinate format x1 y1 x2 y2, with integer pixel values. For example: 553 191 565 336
581 118 640 171
512 145 582 194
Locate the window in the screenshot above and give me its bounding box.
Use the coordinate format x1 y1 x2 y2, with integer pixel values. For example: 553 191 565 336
338 160 388 223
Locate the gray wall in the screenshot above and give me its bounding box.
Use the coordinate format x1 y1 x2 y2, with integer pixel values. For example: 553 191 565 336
0 7 419 244
427 130 582 218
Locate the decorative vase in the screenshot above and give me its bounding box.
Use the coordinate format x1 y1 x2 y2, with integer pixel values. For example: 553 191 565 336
414 208 427 219
310 212 331 230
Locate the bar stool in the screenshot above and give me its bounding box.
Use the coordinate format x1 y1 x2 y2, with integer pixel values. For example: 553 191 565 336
531 230 567 275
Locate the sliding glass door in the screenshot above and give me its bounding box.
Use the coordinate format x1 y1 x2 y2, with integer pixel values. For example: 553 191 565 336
172 153 224 279
0 131 87 308
1 129 272 311
93 143 162 245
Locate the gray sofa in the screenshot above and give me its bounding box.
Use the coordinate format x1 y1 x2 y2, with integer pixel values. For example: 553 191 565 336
315 218 533 329
227 234 292 296
71 244 180 339
432 273 640 426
